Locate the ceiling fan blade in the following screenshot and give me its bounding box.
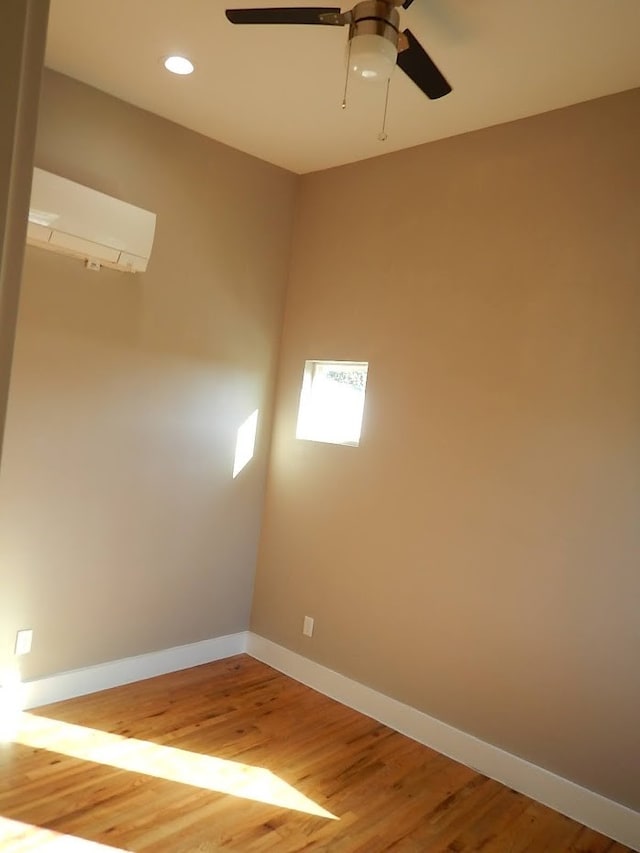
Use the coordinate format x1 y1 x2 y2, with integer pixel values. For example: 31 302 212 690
396 29 452 99
225 7 343 25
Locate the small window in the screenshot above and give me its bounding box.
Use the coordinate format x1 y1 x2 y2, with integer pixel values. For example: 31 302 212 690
296 360 368 446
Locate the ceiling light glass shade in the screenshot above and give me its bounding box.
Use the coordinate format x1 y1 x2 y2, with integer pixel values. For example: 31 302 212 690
349 34 397 82
164 55 195 75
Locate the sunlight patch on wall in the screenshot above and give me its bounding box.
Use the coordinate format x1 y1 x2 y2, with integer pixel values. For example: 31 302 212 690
13 713 337 820
233 409 259 478
0 816 129 852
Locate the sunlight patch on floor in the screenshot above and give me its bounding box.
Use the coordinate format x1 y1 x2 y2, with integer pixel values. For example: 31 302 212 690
0 816 129 852
13 713 337 819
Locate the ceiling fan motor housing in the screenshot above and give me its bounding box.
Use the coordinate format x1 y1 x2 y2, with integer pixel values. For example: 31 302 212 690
349 0 400 47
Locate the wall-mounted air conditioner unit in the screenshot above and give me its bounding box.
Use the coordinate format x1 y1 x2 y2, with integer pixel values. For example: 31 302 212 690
26 168 156 273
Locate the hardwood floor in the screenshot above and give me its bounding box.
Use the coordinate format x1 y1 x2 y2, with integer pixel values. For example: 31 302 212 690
0 655 632 852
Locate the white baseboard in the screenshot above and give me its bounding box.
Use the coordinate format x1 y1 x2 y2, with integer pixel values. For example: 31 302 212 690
247 633 640 852
21 631 248 710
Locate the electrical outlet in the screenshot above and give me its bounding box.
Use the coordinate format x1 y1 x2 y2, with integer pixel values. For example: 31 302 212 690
303 616 314 637
15 629 33 656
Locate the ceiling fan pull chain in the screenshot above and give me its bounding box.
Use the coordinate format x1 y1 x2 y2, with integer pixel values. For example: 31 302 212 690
342 39 353 109
378 76 391 141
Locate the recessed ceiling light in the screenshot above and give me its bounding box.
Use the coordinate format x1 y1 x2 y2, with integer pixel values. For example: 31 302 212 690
164 55 194 75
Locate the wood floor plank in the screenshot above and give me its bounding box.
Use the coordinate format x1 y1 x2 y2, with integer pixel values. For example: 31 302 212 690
0 655 633 852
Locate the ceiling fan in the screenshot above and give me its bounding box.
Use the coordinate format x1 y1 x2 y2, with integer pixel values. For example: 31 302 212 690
225 1 452 100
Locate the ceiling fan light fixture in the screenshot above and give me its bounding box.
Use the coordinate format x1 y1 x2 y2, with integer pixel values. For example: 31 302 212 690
350 33 397 82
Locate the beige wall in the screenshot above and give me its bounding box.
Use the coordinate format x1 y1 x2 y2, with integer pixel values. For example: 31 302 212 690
0 70 296 680
252 89 640 810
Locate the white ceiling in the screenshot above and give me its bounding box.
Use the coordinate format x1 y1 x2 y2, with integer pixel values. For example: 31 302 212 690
45 0 640 174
